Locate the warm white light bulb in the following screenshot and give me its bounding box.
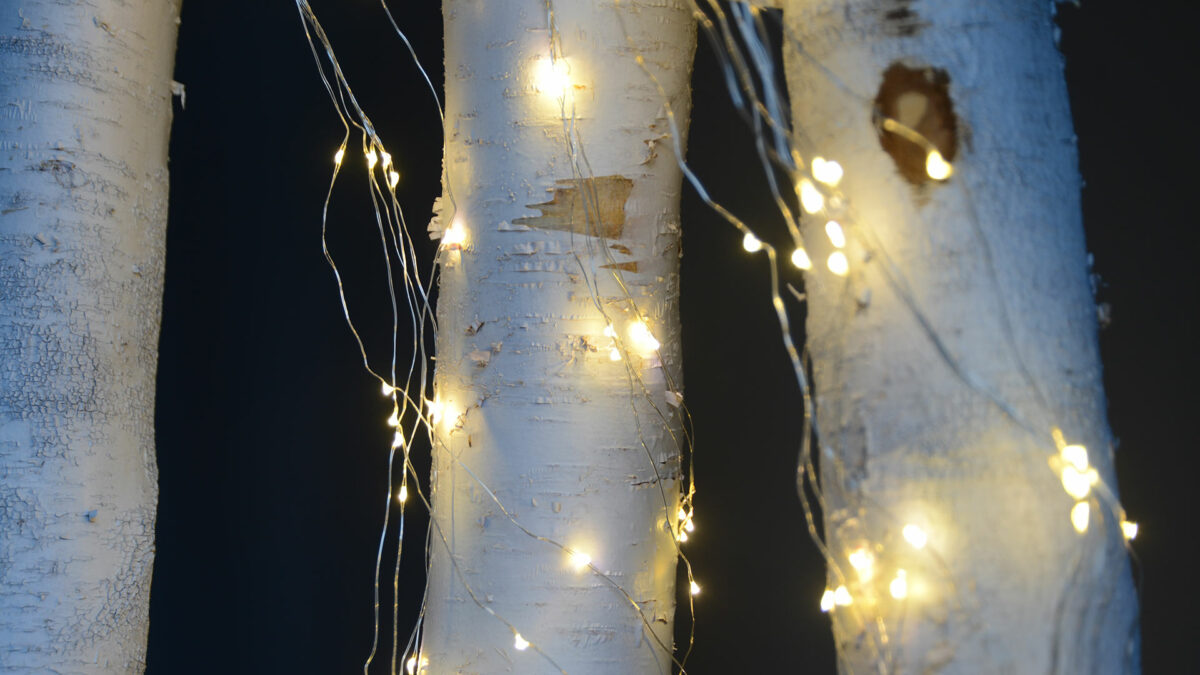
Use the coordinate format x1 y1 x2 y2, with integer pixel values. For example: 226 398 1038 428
683 518 695 533
848 546 875 581
1071 501 1090 534
1061 466 1098 500
820 589 835 612
387 407 400 428
609 348 622 362
791 247 812 270
388 170 400 189
833 585 853 606
811 157 843 187
570 550 591 570
628 320 660 355
334 148 345 165
366 148 378 171
406 657 416 674
742 232 763 253
799 178 825 214
426 398 445 426
902 524 928 549
1121 520 1139 540
513 633 529 651
534 57 571 96
391 431 404 449
690 580 701 596
889 570 909 599
603 325 617 338
925 150 952 180
1061 444 1089 472
381 382 395 396
380 151 393 170
398 484 408 503
827 251 849 276
441 219 467 250
678 530 688 542
824 220 846 249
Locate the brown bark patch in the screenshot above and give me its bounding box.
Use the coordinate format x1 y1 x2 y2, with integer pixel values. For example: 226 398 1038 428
874 1 927 37
874 63 958 186
600 261 639 273
513 175 633 239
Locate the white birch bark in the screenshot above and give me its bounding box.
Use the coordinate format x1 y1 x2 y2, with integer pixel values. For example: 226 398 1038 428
778 0 1139 672
0 1 180 671
420 1 695 672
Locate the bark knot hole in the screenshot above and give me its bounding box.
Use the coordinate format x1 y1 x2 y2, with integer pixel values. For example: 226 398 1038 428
874 63 958 186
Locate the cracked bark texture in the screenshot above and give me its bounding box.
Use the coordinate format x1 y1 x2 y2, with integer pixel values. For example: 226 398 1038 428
0 1 179 672
420 1 695 672
780 0 1138 672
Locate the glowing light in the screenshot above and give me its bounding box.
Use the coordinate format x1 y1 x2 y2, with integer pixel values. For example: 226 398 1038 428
366 148 378 171
381 382 395 396
689 580 701 596
678 530 688 542
334 148 345 165
441 219 467 250
1061 465 1099 500
901 524 928 549
889 569 909 599
820 589 835 612
798 178 825 214
513 633 530 651
380 151 393 170
406 657 416 675
398 484 408 503
827 251 849 276
742 232 763 253
811 157 843 187
427 398 445 425
683 518 695 533
824 220 846 248
833 585 853 606
1121 520 1139 540
791 247 812 270
570 550 592 570
388 170 400 189
603 325 617 338
534 57 571 97
848 546 875 581
1071 501 1090 534
609 348 622 361
387 406 400 427
925 150 952 180
1061 444 1089 472
628 320 660 355
677 506 688 521
391 431 404 449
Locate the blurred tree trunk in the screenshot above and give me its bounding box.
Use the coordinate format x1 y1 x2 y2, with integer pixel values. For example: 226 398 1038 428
0 1 180 671
778 0 1139 672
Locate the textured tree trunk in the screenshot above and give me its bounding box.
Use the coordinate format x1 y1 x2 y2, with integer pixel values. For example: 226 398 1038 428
419 1 695 672
778 0 1139 672
0 1 179 671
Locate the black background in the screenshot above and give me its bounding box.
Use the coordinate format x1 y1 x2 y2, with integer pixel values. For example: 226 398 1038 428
147 2 1197 673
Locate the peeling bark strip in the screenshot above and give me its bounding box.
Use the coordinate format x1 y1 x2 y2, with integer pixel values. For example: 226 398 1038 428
512 175 633 239
874 62 957 185
0 1 179 672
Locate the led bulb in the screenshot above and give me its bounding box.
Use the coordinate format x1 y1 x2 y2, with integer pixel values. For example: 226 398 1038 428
827 251 849 276
391 431 404 449
381 382 395 396
387 407 400 428
380 151 393 170
683 518 695 533
397 484 408 503
1061 466 1098 500
628 320 660 355
925 150 952 180
513 633 529 651
366 148 378 171
811 157 843 186
570 550 591 570
791 247 812 270
848 546 875 581
388 170 400 189
833 585 853 606
1120 520 1139 540
690 580 701 596
1061 444 1089 472
609 348 622 362
820 589 835 612
1071 501 1090 534
441 219 467 250
334 148 345 165
824 220 846 248
742 232 763 253
603 325 617 338
678 530 688 542
889 570 908 599
902 524 928 549
406 657 416 675
798 178 824 214
534 57 571 96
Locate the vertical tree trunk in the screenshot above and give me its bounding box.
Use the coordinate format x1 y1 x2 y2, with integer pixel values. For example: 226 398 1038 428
0 1 179 671
778 0 1138 672
420 1 695 672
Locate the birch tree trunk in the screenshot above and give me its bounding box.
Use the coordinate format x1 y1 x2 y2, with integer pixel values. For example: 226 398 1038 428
0 1 179 671
419 1 695 672
778 0 1139 672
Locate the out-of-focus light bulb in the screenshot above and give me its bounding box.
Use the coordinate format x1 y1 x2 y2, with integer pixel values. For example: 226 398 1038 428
534 57 571 96
382 382 395 396
366 148 378 170
1061 444 1089 472
380 151 393 170
791 247 812 270
820 589 835 612
678 530 688 542
811 157 843 186
1061 466 1098 500
824 220 846 248
391 431 404 449
902 524 928 549
609 348 622 362
889 569 909 599
387 407 400 427
513 633 529 651
388 170 400 189
1121 520 1138 540
742 232 763 253
406 657 416 674
603 325 617 338
628 320 660 355
833 585 853 606
690 580 701 596
798 178 824 214
398 484 408 503
925 150 952 180
848 546 875 581
1071 501 1090 534
827 251 849 276
570 550 591 570
334 148 345 165
441 219 467 250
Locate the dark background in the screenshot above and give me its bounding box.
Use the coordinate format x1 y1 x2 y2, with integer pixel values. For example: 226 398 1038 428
148 2 1197 673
